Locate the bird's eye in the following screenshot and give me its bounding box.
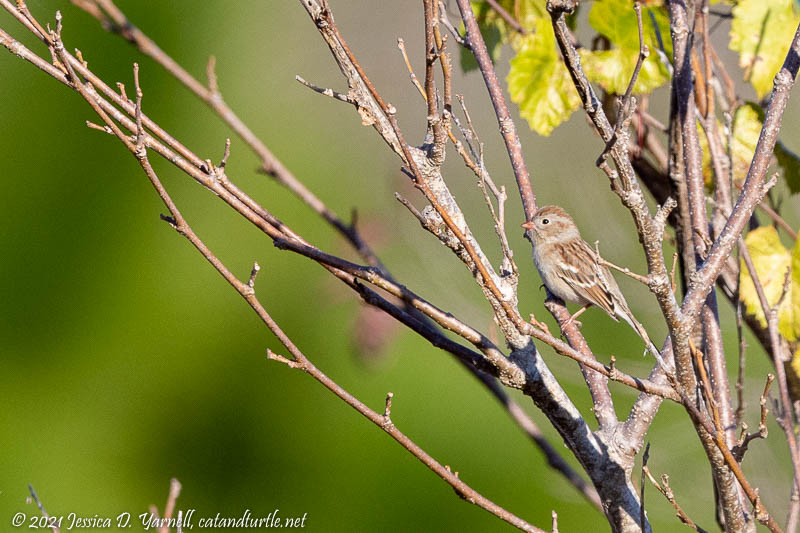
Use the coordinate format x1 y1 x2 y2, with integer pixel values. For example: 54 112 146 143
541 218 550 225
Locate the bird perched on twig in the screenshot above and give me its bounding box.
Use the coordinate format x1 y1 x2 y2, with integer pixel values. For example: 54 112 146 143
522 205 665 367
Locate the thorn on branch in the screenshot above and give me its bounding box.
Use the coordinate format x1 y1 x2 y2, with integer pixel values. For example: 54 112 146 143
608 355 618 380
86 120 113 135
54 10 63 41
75 48 88 68
444 465 466 500
116 81 129 102
248 261 261 290
382 391 394 428
132 62 146 156
551 510 558 533
296 74 353 104
266 348 302 369
219 138 231 169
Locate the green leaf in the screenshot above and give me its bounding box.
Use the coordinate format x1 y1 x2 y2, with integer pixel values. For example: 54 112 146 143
775 141 800 194
579 0 673 94
739 226 798 341
730 0 800 99
507 17 580 136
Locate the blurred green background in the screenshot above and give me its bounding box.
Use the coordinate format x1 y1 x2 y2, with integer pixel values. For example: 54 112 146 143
1 1 799 531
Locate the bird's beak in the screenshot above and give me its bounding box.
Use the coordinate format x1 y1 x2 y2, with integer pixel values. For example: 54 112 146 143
521 221 534 230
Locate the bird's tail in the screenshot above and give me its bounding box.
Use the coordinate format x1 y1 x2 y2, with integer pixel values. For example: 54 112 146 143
617 309 671 372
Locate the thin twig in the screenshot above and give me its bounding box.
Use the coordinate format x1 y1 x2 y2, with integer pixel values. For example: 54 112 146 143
85 54 543 532
732 374 773 462
594 241 651 285
455 0 536 219
642 468 710 532
759 202 798 240
69 0 390 279
157 478 182 533
27 485 59 533
397 37 427 100
0 5 606 512
484 0 527 35
597 1 649 166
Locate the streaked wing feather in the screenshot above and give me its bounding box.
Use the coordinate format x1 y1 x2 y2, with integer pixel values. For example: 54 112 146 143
556 239 618 318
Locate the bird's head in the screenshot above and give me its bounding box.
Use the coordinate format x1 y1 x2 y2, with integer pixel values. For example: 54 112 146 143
521 205 580 245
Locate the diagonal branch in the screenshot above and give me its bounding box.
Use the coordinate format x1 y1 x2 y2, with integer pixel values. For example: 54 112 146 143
457 0 618 432
0 0 610 510
69 0 387 274
72 51 547 533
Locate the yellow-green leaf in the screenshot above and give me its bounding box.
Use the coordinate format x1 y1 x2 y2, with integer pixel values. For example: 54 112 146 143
730 0 800 99
739 226 798 340
507 17 580 136
579 0 673 94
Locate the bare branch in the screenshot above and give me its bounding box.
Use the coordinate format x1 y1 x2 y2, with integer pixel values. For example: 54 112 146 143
642 468 709 532
454 0 537 220
27 485 59 533
732 374 773 462
596 1 649 166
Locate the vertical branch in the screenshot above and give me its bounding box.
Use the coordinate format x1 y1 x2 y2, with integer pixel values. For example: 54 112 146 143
454 0 537 220
680 19 800 319
423 0 446 164
666 2 748 530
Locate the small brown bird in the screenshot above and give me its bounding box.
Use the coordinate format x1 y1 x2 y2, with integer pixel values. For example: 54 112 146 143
522 205 662 362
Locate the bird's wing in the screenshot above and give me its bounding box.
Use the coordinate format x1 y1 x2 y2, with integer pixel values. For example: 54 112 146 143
555 239 619 319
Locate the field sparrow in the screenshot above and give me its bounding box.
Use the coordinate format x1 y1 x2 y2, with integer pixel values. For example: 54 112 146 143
522 205 662 362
